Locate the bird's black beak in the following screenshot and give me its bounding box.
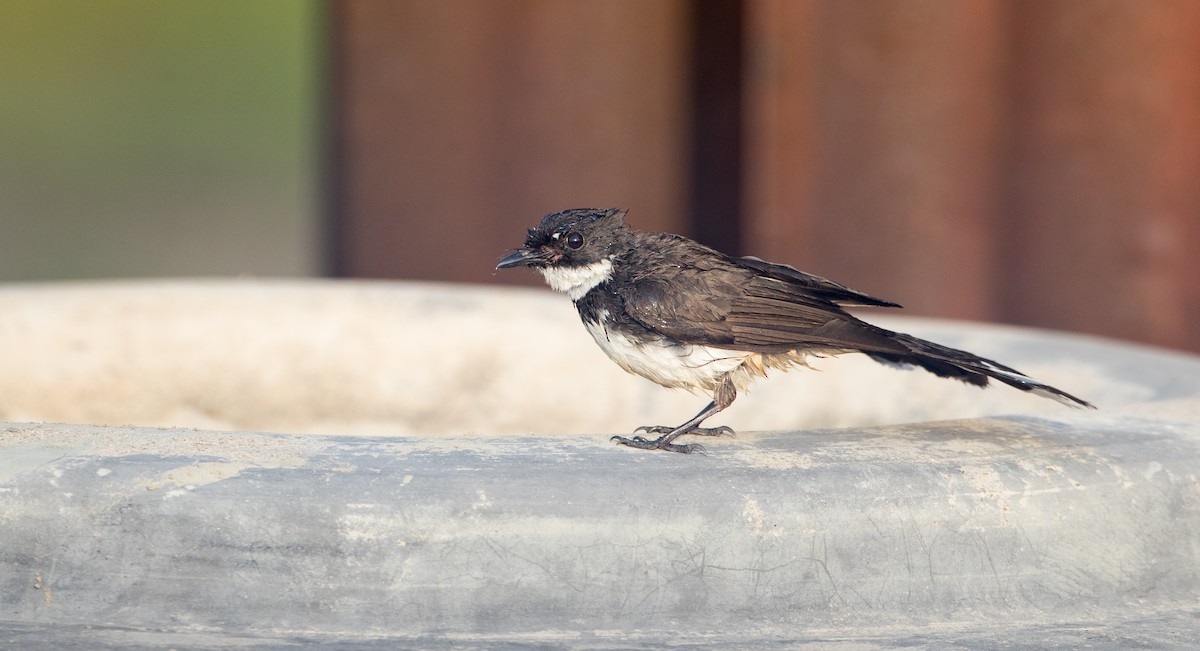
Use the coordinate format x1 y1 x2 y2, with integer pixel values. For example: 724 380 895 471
496 247 546 270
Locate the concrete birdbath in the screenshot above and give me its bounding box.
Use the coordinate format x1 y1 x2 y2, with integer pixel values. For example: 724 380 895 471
2 280 1198 648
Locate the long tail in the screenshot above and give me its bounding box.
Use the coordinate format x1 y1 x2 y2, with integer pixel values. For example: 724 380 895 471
865 332 1095 409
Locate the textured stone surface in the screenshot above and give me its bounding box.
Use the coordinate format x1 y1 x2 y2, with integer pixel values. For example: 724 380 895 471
1 280 1198 647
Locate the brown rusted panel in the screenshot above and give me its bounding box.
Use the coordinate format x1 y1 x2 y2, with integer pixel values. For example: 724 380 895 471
1003 0 1200 351
331 0 690 283
331 0 1200 352
814 0 1006 320
744 1 1007 321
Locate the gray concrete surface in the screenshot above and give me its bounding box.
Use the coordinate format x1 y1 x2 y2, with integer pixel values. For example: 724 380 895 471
2 280 1199 648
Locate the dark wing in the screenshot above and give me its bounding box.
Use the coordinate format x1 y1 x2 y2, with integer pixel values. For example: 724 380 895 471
619 238 901 354
722 271 905 354
734 256 900 308
618 258 743 346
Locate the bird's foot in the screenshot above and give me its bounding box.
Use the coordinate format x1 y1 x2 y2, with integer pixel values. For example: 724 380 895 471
610 435 706 455
634 424 735 438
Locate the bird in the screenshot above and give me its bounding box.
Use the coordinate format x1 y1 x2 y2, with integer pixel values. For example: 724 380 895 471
496 208 1094 453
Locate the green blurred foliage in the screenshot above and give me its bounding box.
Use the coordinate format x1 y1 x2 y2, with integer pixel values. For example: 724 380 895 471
0 0 323 279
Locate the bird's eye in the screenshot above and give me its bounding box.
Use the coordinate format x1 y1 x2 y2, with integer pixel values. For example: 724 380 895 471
566 232 584 250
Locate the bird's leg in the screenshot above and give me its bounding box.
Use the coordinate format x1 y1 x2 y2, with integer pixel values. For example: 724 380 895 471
612 377 737 453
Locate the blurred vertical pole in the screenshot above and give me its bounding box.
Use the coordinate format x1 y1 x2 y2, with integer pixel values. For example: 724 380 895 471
744 0 1007 320
690 0 744 252
1003 0 1200 351
742 0 819 264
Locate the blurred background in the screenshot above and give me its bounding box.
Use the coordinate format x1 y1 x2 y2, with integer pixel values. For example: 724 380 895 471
1 0 1198 353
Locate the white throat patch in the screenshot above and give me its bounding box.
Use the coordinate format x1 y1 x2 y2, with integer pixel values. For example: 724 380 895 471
539 259 613 301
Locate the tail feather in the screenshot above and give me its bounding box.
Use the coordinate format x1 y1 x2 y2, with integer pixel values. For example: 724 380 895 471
866 332 1095 409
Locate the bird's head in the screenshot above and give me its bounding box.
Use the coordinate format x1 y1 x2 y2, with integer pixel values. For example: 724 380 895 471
496 207 629 271
496 208 630 299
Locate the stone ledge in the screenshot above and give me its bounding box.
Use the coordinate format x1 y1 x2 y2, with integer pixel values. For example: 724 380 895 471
1 280 1199 647
2 415 1199 648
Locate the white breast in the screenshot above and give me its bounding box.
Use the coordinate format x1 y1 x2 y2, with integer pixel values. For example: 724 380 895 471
539 259 614 301
583 311 749 392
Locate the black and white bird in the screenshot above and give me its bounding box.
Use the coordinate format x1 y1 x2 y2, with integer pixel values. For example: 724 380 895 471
497 208 1093 453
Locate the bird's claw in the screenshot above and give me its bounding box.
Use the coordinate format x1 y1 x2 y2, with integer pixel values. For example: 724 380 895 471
610 435 706 455
633 425 672 435
634 424 734 438
692 425 735 438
